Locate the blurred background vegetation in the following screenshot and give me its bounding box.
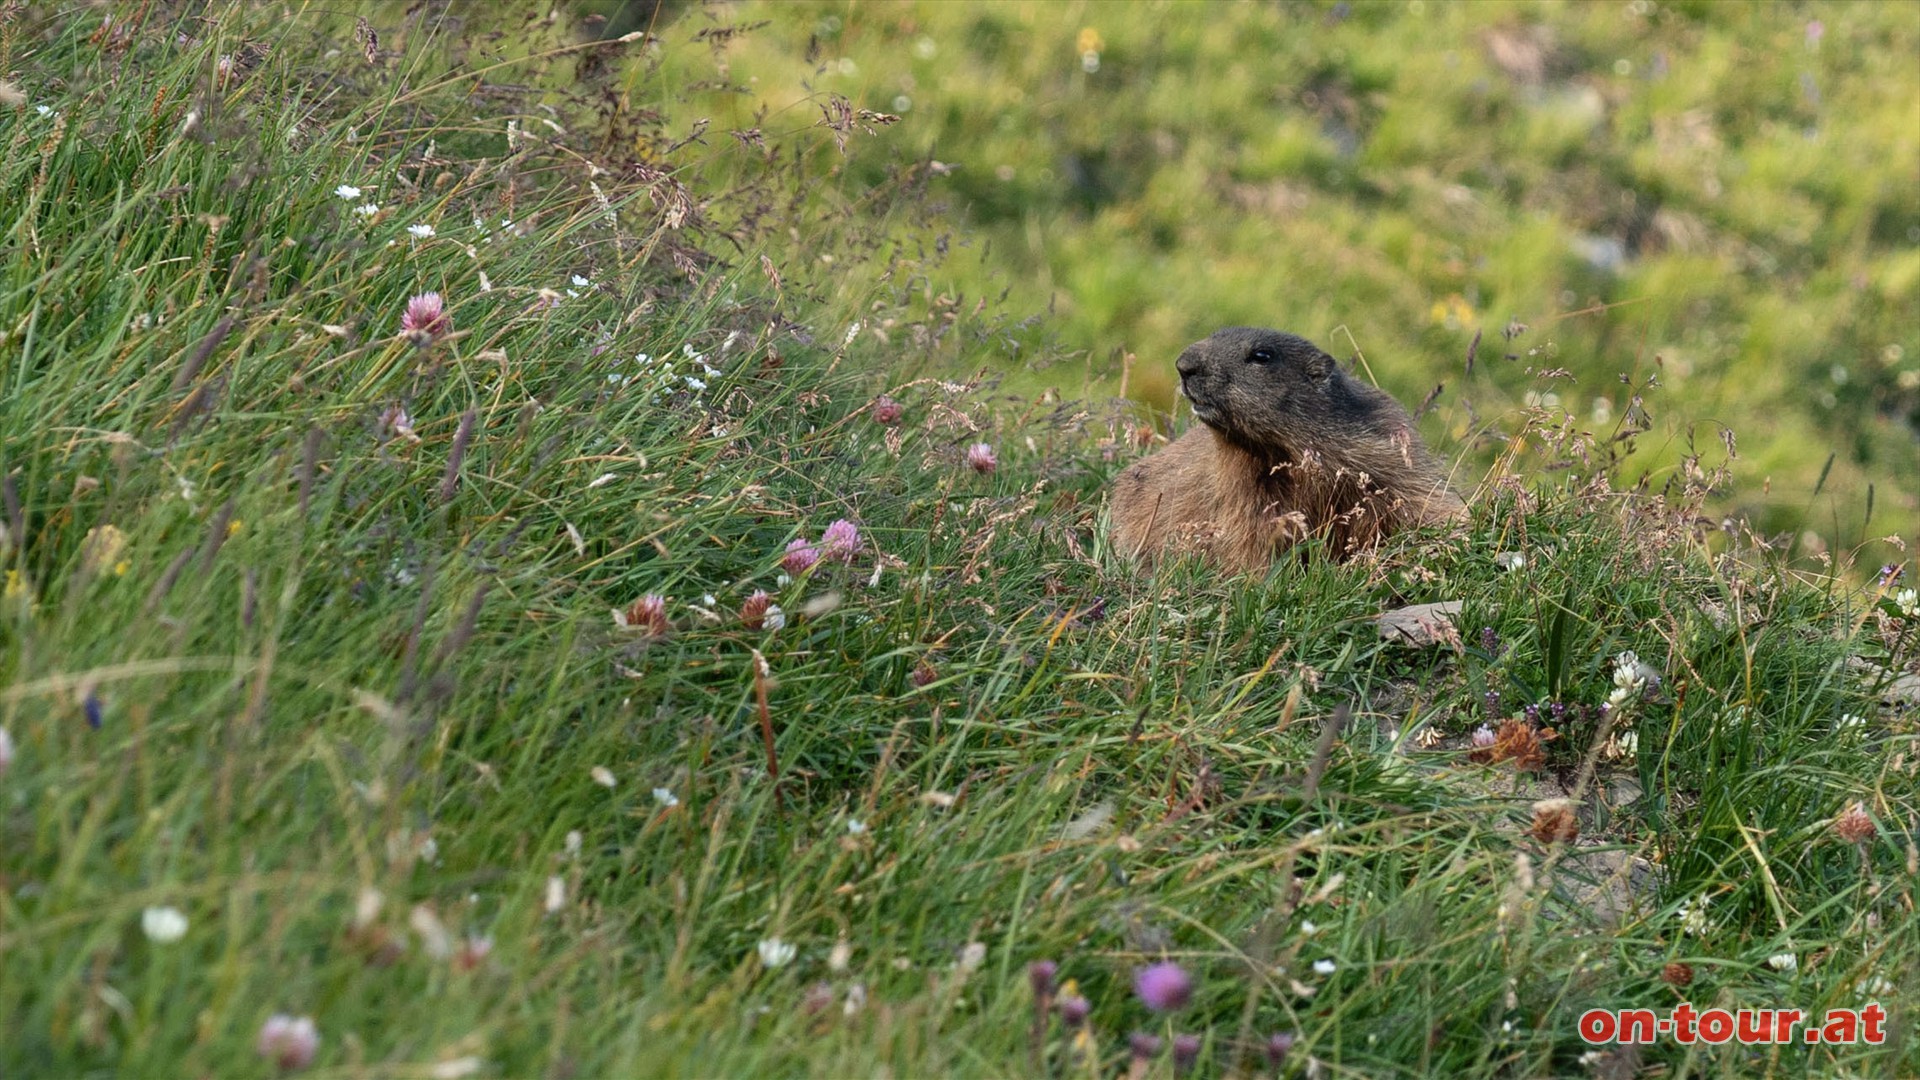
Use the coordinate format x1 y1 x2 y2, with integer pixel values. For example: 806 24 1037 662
612 0 1918 567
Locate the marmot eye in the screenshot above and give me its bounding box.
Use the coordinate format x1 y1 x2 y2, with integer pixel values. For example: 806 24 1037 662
1249 347 1276 364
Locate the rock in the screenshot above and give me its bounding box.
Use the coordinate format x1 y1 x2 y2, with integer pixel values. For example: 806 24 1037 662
1377 600 1463 648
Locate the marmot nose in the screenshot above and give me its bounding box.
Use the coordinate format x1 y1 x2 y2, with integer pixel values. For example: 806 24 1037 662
1175 347 1206 379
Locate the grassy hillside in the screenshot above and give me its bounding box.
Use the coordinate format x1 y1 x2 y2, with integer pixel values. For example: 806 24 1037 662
650 0 1920 568
0 4 1915 1078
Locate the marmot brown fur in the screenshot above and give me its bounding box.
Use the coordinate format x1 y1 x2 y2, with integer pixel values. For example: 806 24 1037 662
1110 327 1465 571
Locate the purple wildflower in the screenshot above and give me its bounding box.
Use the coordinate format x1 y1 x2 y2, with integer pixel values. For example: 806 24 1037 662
872 395 903 425
256 1014 320 1071
1027 960 1057 998
1172 1034 1202 1074
1265 1032 1295 1070
1128 1031 1163 1060
399 291 449 343
965 442 997 474
781 538 820 576
1134 961 1192 1012
1057 994 1090 1027
821 518 862 563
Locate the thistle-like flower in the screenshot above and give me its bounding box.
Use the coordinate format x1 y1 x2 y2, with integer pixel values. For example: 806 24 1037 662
1171 1034 1202 1075
781 538 820 576
821 518 862 563
1264 1032 1295 1070
965 442 997 474
871 395 903 425
618 593 670 638
1056 994 1090 1027
399 291 450 345
256 1014 320 1071
1133 961 1192 1011
740 590 783 630
1833 801 1876 844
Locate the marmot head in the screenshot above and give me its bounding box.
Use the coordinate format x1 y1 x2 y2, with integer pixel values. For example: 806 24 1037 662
1176 327 1376 452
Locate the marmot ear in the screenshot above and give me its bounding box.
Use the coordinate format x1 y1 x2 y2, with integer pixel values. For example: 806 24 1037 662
1303 349 1335 381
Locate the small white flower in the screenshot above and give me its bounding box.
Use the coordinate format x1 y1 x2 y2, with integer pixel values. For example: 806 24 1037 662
564 830 583 857
1837 714 1867 730
141 906 189 943
1677 893 1714 937
1895 588 1919 618
1857 975 1894 997
1494 551 1525 571
758 937 797 968
354 202 380 217
702 594 717 606
957 941 987 972
1300 920 1318 935
684 376 707 391
1611 730 1639 760
544 875 566 913
590 766 617 788
652 787 678 807
407 223 436 239
763 605 786 631
1312 959 1336 975
828 940 852 972
847 818 867 834
334 184 362 199
571 274 592 288
843 322 863 347
36 104 53 117
1767 952 1798 973
775 573 792 588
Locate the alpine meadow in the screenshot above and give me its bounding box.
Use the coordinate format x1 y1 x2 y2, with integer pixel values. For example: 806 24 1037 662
0 3 1915 1079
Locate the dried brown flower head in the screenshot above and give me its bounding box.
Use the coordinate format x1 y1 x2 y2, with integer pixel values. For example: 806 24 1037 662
1662 962 1694 988
1833 802 1876 844
1528 799 1580 845
1491 718 1556 773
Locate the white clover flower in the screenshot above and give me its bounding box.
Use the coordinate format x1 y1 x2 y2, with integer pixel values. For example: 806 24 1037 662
1677 894 1714 937
407 223 436 239
571 274 592 288
1312 959 1336 975
763 604 786 631
1767 952 1798 973
334 184 362 199
757 937 797 968
652 787 678 807
354 203 380 217
684 376 707 391
142 905 189 943
1612 730 1638 760
1895 588 1918 618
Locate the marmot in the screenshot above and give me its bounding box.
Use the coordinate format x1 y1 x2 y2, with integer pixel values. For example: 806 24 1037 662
1110 327 1465 571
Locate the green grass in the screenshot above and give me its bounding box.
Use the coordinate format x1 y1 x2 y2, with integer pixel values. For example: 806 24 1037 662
661 0 1920 570
1 4 1915 1078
